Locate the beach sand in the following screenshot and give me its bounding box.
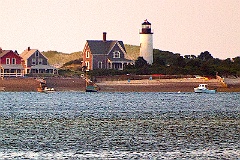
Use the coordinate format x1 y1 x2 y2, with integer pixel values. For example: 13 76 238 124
0 77 39 92
0 77 239 92
96 78 228 92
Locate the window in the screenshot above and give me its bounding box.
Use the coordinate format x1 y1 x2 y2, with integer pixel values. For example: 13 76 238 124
98 61 103 69
38 58 43 65
113 51 120 58
32 58 36 65
12 58 16 64
142 24 151 29
85 61 90 69
86 51 90 58
35 51 39 57
6 58 10 64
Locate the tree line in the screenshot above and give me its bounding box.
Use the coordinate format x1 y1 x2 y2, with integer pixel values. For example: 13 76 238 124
90 49 240 77
129 50 240 77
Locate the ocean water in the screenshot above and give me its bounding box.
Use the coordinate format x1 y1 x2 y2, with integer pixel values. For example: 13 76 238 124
0 92 239 159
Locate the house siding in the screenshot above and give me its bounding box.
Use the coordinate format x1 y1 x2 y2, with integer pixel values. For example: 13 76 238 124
92 54 107 69
27 51 48 67
82 44 93 70
1 51 22 65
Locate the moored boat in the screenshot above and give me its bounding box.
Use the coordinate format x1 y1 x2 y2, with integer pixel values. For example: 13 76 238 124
43 87 55 92
37 78 55 93
85 80 99 92
194 84 216 93
86 85 98 92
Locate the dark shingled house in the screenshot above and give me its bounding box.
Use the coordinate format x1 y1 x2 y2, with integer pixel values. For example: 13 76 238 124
82 32 133 71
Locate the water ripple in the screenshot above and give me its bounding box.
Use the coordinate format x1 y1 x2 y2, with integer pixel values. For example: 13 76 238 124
0 92 239 159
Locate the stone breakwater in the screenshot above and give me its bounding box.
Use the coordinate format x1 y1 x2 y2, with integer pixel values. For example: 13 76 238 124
0 77 239 92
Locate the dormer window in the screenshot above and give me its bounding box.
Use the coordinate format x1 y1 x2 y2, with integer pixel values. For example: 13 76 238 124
113 51 120 58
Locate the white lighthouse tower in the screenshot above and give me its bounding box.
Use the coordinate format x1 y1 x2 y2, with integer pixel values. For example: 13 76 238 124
140 19 153 64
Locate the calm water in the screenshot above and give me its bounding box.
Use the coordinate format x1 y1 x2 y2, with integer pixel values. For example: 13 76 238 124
0 92 239 159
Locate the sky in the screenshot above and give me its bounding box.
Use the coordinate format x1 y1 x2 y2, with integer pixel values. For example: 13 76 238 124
0 0 240 59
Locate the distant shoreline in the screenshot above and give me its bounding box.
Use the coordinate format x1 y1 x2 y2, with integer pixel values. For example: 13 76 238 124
0 77 239 92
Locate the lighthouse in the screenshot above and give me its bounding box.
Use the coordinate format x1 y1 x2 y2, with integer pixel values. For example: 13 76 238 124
140 19 153 64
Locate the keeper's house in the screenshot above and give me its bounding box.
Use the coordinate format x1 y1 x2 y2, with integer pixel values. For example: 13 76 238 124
82 32 133 71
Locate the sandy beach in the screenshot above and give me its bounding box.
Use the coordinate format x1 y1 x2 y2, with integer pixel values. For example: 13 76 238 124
96 78 234 92
0 77 239 92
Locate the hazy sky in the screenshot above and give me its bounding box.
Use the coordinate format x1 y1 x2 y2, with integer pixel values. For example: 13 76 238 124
1 0 240 59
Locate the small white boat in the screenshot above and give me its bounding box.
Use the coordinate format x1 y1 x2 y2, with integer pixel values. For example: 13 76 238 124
194 84 216 93
43 87 55 93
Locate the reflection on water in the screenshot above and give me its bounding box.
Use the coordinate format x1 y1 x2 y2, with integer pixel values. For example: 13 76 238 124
0 92 239 159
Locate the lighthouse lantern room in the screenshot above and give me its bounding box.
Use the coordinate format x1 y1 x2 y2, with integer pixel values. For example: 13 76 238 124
140 19 153 64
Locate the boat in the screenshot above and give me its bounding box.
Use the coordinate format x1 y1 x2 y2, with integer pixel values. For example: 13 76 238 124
86 85 98 92
37 79 55 93
37 86 55 93
43 87 55 92
85 80 99 92
194 84 216 93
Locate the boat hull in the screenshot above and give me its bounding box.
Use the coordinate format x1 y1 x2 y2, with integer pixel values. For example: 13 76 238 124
86 85 98 92
194 88 216 93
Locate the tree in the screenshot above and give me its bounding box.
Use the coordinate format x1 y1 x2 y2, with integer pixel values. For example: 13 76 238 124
135 57 149 68
198 51 213 61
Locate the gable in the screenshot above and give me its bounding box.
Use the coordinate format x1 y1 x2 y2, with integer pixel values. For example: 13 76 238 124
0 50 22 59
28 50 48 61
107 42 133 62
0 50 22 64
20 49 48 61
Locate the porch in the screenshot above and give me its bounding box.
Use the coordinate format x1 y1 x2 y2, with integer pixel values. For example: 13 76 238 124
27 65 58 75
0 65 24 77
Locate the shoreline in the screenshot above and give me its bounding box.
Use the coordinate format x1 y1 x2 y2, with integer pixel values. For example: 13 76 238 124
0 77 239 92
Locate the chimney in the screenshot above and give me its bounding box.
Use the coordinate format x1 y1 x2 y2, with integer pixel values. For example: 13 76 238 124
28 47 30 51
103 32 107 42
0 47 2 53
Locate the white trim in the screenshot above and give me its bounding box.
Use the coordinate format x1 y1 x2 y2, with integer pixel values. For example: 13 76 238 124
85 61 90 70
38 58 43 65
12 58 16 64
32 58 36 65
6 58 10 65
35 51 39 57
98 61 103 69
86 51 90 58
113 51 120 58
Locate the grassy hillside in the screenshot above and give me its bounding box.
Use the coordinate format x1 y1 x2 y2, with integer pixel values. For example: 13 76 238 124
125 44 140 60
42 51 82 67
42 45 140 68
